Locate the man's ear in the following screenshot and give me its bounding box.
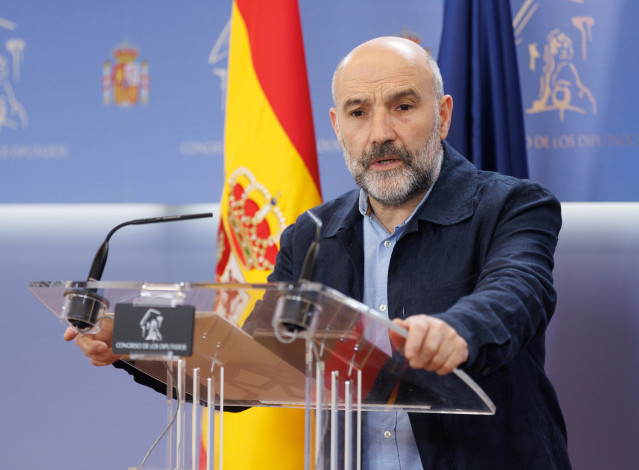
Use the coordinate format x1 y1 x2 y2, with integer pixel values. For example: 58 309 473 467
329 108 343 147
439 95 453 140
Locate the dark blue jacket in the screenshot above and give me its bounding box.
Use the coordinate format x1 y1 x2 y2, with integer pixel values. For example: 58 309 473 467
268 142 571 469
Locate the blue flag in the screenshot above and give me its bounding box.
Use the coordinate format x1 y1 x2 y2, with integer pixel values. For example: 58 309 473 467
437 0 529 178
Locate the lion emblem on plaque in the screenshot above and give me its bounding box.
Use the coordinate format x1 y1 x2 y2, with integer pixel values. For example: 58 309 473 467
140 308 163 342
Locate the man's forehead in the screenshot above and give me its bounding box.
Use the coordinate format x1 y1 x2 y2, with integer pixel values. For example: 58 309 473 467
336 64 428 105
336 48 430 94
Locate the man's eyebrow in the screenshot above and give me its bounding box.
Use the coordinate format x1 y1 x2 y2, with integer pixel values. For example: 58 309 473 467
342 97 369 110
388 89 420 101
341 89 420 110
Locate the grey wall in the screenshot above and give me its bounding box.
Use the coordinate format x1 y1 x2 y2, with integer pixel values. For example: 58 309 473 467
1 202 637 469
546 203 639 470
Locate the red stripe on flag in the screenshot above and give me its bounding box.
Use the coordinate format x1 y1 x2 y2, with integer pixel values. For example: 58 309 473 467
236 0 321 194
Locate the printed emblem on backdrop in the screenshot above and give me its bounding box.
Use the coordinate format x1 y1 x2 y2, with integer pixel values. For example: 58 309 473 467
514 0 597 121
103 40 149 107
0 17 27 133
177 20 229 158
395 28 432 55
395 28 435 56
208 18 230 111
397 29 422 45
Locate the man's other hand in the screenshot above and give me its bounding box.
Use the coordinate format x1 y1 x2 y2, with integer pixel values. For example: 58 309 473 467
63 317 121 366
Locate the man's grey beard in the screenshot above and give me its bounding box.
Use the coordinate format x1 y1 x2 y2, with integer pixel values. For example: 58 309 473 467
343 125 443 208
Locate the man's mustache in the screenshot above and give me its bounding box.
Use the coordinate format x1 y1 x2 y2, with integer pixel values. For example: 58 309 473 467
361 143 413 168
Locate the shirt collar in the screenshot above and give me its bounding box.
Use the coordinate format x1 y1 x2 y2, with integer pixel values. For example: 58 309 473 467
358 183 433 233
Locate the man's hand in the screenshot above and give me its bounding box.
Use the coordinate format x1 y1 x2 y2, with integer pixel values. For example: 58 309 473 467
389 315 469 375
63 317 121 366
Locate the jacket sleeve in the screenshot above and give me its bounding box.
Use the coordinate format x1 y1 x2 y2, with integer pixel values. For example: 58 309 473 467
435 182 562 377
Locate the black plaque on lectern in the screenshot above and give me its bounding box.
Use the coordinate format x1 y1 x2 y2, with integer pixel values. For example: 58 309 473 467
113 303 195 357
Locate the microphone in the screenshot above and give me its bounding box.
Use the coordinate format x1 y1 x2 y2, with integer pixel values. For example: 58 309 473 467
274 210 322 332
298 212 321 283
62 212 213 332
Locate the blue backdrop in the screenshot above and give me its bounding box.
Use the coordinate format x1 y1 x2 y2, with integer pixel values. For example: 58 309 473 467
3 1 637 203
513 0 639 200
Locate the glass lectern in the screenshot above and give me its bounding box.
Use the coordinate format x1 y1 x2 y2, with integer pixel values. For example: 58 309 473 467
29 280 495 470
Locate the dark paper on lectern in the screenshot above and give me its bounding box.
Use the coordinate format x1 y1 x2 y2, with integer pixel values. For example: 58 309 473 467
113 303 195 356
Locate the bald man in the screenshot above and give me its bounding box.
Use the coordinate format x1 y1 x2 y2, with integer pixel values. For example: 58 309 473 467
67 37 571 469
272 37 570 469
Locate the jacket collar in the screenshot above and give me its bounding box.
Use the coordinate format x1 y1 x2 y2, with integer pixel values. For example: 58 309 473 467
323 141 477 237
323 189 362 238
413 141 477 227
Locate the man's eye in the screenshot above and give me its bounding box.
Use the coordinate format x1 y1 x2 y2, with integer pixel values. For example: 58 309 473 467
397 104 412 111
350 110 364 117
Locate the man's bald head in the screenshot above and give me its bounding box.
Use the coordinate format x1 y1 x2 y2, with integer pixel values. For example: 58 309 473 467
331 36 444 106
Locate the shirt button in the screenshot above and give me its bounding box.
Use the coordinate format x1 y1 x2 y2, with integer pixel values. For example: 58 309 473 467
383 240 392 248
379 304 387 312
384 430 392 439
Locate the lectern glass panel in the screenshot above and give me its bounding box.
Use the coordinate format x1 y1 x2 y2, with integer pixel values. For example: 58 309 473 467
29 281 495 415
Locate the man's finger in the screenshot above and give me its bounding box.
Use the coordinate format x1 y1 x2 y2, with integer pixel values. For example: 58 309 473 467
403 317 434 366
423 334 469 375
74 334 106 355
389 318 409 353
63 327 78 342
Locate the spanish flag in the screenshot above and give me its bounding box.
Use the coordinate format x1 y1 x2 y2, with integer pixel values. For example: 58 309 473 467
200 0 321 468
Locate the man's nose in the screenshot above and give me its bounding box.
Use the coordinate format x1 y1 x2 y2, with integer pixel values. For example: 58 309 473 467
369 111 396 146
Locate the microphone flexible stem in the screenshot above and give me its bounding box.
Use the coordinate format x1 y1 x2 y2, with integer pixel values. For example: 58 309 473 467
89 212 213 281
104 213 213 244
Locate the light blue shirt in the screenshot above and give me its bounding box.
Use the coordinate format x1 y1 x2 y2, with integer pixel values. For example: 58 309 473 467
358 189 432 470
